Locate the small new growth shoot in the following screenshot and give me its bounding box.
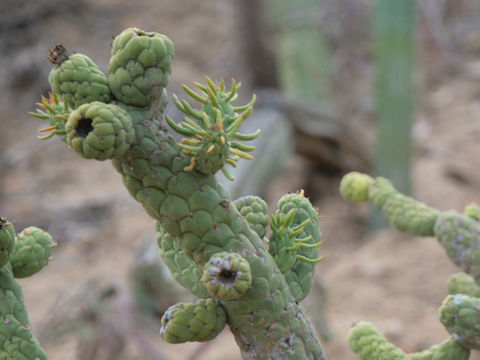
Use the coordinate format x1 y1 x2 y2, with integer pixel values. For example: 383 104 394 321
166 76 259 180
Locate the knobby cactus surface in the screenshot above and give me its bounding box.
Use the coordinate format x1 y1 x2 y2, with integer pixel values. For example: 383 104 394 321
340 171 480 359
31 28 327 359
0 216 57 359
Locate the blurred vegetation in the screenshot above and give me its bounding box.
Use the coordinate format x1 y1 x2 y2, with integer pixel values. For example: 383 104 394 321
266 0 333 103
258 0 480 228
371 0 417 230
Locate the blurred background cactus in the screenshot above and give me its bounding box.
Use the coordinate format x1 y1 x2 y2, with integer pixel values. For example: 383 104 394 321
1 0 480 359
371 0 417 230
341 172 480 359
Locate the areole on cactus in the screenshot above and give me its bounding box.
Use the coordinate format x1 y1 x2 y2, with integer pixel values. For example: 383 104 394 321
340 171 480 360
30 27 327 359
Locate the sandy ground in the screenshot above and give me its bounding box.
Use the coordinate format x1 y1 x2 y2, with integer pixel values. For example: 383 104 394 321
2 0 480 359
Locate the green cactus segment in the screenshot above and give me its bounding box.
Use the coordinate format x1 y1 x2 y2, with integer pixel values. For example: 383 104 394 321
65 101 135 160
47 46 112 109
367 176 396 208
108 28 174 107
159 298 226 344
439 294 480 350
434 211 480 282
0 219 55 359
269 192 324 302
340 172 440 236
464 202 479 221
112 116 326 357
29 92 71 142
447 273 480 297
408 337 470 360
166 77 259 180
201 252 252 300
0 263 48 360
155 221 210 298
339 171 375 203
368 177 440 236
349 321 469 360
0 217 16 268
233 195 269 239
37 27 328 359
109 111 326 357
348 321 407 360
10 227 56 278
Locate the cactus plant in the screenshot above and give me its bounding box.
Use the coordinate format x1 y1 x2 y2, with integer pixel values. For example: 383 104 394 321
372 0 417 229
30 27 327 359
0 216 57 359
340 171 480 359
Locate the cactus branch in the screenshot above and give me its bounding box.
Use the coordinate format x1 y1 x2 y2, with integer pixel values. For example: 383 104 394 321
32 27 327 359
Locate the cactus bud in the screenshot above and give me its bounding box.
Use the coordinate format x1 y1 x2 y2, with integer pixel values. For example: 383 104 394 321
10 227 56 278
202 252 252 300
108 28 174 107
339 171 374 203
160 299 226 343
66 102 135 160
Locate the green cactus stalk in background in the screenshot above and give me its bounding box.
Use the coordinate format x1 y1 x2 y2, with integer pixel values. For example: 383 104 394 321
371 0 417 231
31 27 327 359
0 216 57 359
339 171 480 359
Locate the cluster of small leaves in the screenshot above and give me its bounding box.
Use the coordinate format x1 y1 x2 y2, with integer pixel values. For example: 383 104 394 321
166 77 259 180
269 206 324 273
29 91 70 141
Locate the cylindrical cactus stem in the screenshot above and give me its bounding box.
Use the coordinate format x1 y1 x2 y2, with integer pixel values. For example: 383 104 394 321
0 218 56 360
160 298 227 344
447 272 480 297
0 263 48 360
34 27 328 359
348 321 407 360
233 195 269 240
201 252 252 300
0 217 16 267
112 107 328 358
408 337 470 360
434 211 480 282
48 44 112 109
340 171 440 236
368 177 440 236
349 321 470 360
439 294 480 350
156 221 210 298
109 103 327 358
